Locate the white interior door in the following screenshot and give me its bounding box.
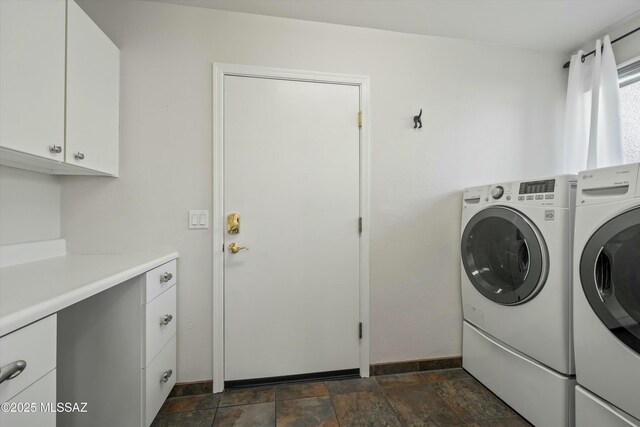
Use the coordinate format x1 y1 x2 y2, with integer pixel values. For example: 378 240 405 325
223 75 361 381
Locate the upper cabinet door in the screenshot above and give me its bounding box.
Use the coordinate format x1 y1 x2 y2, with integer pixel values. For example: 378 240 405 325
0 0 66 160
66 0 119 176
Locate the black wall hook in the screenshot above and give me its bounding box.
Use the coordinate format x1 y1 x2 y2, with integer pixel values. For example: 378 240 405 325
413 109 422 129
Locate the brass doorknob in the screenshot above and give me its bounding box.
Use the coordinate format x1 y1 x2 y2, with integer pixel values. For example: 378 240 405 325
228 242 248 254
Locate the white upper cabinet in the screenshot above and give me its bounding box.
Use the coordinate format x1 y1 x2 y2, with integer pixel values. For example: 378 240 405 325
0 0 66 161
66 0 119 176
0 0 119 177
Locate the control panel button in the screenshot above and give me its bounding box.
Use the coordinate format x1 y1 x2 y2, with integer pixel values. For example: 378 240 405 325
491 186 505 200
506 195 511 201
526 195 534 200
518 196 525 201
545 194 554 199
535 195 544 200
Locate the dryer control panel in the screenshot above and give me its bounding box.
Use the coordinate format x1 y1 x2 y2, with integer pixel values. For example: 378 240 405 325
577 162 640 206
463 175 576 209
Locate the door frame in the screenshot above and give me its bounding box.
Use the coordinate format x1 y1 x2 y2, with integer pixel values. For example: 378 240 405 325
212 63 370 393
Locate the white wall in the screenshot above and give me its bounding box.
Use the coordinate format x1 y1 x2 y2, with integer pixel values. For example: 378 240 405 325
65 0 566 382
0 166 61 245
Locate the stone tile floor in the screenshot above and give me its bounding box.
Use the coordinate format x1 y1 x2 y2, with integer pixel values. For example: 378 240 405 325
151 369 532 426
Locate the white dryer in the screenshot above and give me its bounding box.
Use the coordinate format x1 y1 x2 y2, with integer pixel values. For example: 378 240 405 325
461 175 576 427
574 162 640 425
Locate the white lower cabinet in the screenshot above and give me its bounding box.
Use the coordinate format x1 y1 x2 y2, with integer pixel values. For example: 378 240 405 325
145 286 177 367
143 260 177 426
144 337 177 425
0 315 56 403
145 260 177 303
0 370 56 427
0 315 57 427
54 259 178 426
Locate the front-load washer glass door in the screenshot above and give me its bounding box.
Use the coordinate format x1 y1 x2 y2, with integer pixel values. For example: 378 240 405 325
461 207 548 305
580 207 640 354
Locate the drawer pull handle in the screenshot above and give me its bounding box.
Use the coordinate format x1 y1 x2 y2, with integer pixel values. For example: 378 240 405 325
161 369 173 383
74 152 85 160
160 272 173 283
161 314 174 326
0 360 27 384
49 145 62 153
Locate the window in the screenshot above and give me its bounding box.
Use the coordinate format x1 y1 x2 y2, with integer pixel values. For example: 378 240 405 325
619 59 640 163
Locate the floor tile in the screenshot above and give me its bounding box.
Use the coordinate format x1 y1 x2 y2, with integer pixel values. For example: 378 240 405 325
376 372 429 388
421 368 470 383
151 409 217 427
465 416 532 426
276 396 338 427
160 393 221 413
383 383 464 426
219 386 275 407
214 402 275 427
432 378 516 422
331 390 402 426
276 382 329 401
326 377 379 395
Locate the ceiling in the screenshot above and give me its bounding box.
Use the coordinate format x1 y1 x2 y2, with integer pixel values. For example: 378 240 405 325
146 0 640 53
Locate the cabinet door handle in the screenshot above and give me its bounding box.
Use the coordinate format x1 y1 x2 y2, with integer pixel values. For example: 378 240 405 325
49 145 62 153
0 360 27 384
160 272 173 283
160 314 174 326
74 152 85 160
160 369 173 383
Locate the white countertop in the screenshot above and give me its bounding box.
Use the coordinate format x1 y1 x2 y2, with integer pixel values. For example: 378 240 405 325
0 251 178 337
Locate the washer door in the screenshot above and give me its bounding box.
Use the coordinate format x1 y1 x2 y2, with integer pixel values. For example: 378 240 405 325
461 207 548 305
580 207 640 355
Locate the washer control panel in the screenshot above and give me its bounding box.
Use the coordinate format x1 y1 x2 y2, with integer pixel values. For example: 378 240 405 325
491 186 504 199
463 175 576 209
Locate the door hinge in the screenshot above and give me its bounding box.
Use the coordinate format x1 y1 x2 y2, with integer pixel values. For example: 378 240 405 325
359 322 363 339
358 111 362 128
358 217 363 234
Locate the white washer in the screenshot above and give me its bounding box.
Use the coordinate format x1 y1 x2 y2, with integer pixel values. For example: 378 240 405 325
461 175 577 427
574 162 640 425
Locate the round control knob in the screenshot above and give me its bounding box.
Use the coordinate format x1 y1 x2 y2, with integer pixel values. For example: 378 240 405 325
491 186 504 199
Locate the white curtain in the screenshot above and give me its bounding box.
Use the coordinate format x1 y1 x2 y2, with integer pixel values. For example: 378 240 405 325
563 35 624 173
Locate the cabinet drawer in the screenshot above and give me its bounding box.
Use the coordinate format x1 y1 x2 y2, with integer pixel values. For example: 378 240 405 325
144 336 176 427
0 315 56 403
145 285 177 366
0 369 56 427
145 260 177 303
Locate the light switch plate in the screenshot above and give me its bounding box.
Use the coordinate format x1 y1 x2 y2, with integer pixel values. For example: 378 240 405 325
189 210 209 229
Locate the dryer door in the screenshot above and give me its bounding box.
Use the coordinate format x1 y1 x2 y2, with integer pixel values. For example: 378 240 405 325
461 207 548 305
580 207 640 355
